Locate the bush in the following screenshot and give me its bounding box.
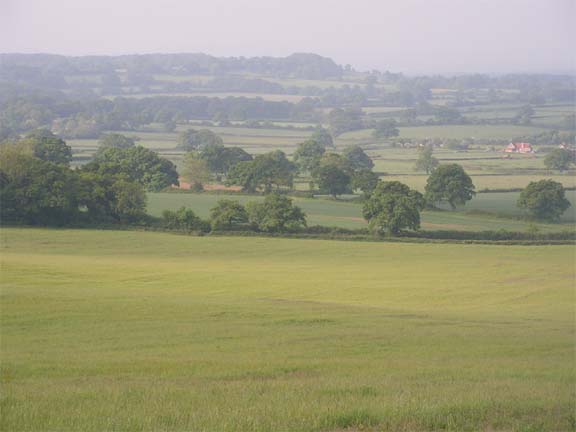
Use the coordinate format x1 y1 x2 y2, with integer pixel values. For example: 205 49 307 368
162 207 210 233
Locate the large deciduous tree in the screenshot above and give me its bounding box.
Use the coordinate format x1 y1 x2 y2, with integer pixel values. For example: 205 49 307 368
310 127 334 148
246 193 306 232
85 146 179 192
0 151 79 224
312 164 351 198
23 129 72 165
517 179 571 222
98 133 136 149
342 145 374 171
177 129 223 151
77 172 147 223
209 199 248 230
352 169 379 195
544 148 574 172
293 139 325 173
372 119 399 139
425 164 475 209
181 153 211 191
227 151 296 193
362 181 425 235
198 144 252 176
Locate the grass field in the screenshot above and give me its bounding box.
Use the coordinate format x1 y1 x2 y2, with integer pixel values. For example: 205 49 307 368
338 125 551 142
1 228 574 431
383 174 576 192
147 192 576 231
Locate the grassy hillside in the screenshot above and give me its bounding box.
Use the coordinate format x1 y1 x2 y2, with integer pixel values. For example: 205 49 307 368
1 228 573 431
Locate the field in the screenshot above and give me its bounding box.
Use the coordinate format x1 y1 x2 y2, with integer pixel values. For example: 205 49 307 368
339 125 550 142
148 191 576 231
1 228 574 431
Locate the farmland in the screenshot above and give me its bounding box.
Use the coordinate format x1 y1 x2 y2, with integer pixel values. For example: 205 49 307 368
1 228 574 431
148 191 576 231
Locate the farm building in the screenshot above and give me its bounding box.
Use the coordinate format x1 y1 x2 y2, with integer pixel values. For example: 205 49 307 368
504 142 533 153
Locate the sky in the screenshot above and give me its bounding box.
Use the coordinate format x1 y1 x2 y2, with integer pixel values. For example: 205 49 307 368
0 0 574 74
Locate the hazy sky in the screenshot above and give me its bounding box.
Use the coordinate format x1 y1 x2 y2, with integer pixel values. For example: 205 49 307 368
1 0 574 74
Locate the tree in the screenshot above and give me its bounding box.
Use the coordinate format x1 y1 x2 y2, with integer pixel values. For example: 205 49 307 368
0 151 79 224
227 151 296 193
312 164 351 198
110 180 148 223
352 169 379 195
425 164 475 209
362 181 425 235
544 149 574 172
181 153 211 191
246 193 306 232
328 108 364 136
310 127 334 148
318 152 353 173
162 207 208 232
0 140 148 225
98 133 136 149
221 147 253 174
198 144 252 176
514 104 534 125
343 145 374 171
209 199 248 230
414 145 438 174
177 129 223 151
77 172 147 223
23 129 72 165
372 119 399 139
517 179 571 221
85 146 179 192
293 139 325 173
434 106 462 124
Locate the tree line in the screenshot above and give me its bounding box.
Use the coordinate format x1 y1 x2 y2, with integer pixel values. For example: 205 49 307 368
1 129 570 235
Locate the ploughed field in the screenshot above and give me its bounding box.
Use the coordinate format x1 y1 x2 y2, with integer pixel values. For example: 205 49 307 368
1 228 574 431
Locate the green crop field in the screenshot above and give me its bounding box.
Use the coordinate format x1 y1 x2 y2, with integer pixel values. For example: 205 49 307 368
383 173 576 192
336 124 551 144
397 125 550 140
1 228 574 431
147 192 575 232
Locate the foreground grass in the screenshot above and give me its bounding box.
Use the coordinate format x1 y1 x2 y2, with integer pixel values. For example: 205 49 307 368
1 228 574 431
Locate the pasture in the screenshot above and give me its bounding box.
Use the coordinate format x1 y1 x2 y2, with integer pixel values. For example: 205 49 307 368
1 228 573 431
147 191 576 231
339 125 550 142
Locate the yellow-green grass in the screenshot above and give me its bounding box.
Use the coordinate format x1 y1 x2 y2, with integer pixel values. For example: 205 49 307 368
147 192 575 231
1 228 574 431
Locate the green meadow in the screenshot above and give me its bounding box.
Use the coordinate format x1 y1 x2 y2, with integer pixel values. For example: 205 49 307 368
1 228 574 432
147 191 576 231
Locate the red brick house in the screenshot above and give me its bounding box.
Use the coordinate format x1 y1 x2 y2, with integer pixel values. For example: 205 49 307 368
504 142 533 153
